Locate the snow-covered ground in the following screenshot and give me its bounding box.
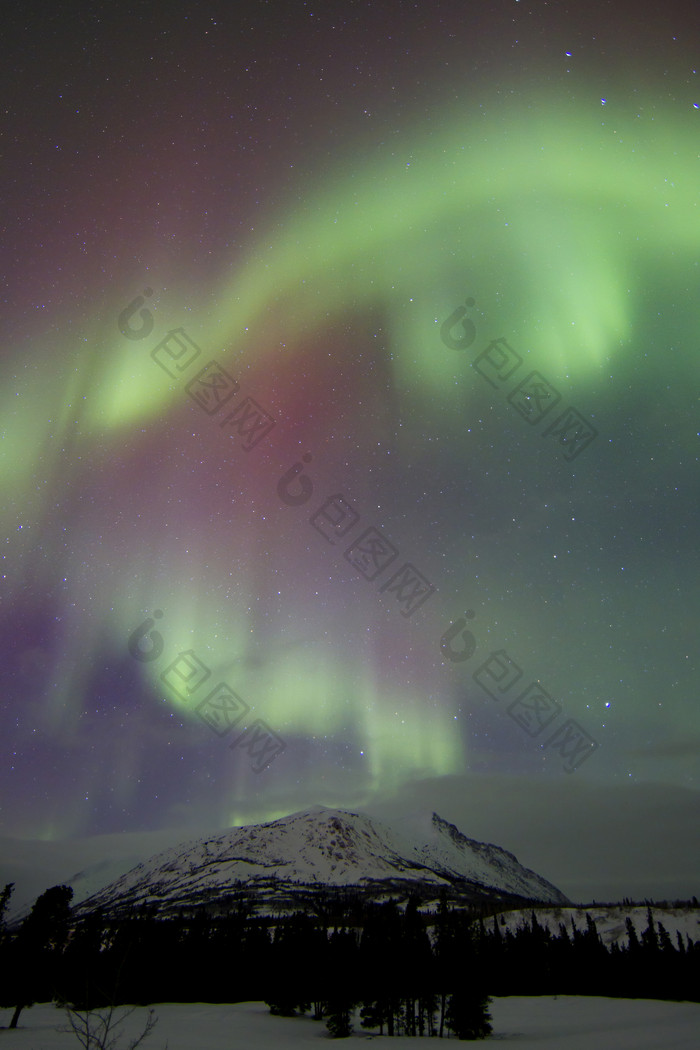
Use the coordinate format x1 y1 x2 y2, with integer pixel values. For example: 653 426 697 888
1 997 699 1049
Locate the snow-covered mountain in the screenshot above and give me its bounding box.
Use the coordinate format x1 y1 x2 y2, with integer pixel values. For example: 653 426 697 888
74 805 569 917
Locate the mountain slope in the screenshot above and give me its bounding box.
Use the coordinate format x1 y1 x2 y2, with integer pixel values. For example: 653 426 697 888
75 805 568 916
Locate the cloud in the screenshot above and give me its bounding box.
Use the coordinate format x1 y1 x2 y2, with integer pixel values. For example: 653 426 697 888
365 774 700 903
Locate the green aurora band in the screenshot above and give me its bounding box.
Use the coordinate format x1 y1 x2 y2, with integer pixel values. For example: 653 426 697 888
5 95 699 830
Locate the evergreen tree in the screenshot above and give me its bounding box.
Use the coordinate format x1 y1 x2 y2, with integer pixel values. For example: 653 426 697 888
325 997 353 1038
445 987 493 1040
359 999 386 1035
21 884 73 950
641 907 659 952
657 921 674 954
358 900 403 1015
59 909 109 1008
625 916 640 952
1 884 73 1028
0 883 13 941
265 998 309 1016
419 992 439 1037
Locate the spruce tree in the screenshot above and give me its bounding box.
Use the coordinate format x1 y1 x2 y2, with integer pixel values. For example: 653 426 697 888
325 998 353 1038
0 883 13 941
2 884 73 1028
625 916 640 952
445 987 493 1040
657 921 674 954
641 907 659 952
359 1000 386 1035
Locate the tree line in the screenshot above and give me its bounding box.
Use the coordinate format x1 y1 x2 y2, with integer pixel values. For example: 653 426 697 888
1 882 698 1039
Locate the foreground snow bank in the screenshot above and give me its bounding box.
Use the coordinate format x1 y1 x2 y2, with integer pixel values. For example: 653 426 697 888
1 996 699 1048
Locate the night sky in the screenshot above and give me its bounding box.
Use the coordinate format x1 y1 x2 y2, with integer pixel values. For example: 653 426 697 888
1 1 699 904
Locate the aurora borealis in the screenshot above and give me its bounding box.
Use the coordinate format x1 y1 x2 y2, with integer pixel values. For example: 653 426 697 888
1 1 699 902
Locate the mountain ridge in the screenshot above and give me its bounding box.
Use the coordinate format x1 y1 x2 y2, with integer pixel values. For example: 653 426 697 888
73 805 569 917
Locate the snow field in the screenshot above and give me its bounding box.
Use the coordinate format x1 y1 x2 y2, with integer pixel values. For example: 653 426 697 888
1 997 699 1049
